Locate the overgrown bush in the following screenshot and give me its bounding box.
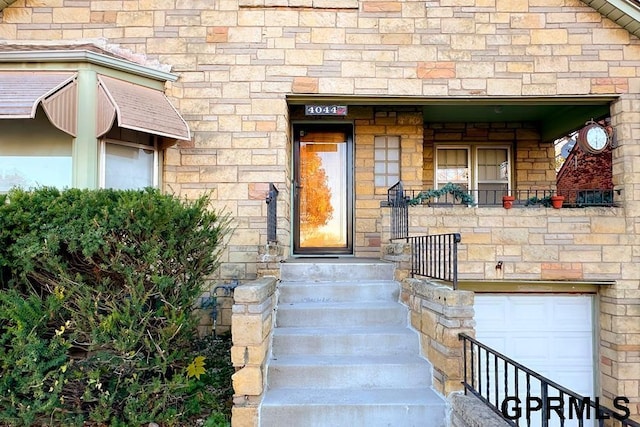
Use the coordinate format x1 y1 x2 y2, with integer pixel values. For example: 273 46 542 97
0 187 232 426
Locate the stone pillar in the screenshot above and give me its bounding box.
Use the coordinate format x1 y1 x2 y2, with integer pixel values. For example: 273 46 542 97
230 277 278 427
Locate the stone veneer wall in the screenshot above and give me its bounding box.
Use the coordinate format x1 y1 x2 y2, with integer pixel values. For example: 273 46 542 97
603 95 640 423
400 277 475 396
391 205 627 283
230 277 277 427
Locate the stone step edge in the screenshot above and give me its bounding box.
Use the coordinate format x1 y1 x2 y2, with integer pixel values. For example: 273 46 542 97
272 325 415 335
267 353 431 366
261 387 445 405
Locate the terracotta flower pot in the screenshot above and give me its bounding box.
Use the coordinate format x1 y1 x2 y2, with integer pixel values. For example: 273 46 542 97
551 195 564 209
502 195 516 209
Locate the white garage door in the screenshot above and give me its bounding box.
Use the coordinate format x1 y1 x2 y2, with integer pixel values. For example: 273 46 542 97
474 294 595 426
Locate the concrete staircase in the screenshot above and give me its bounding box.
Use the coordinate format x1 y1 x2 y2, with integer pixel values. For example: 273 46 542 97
259 260 447 427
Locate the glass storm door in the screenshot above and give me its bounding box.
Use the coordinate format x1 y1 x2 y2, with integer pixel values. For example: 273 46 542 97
293 124 353 255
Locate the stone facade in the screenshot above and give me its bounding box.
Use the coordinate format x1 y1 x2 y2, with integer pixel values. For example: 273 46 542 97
1 0 640 423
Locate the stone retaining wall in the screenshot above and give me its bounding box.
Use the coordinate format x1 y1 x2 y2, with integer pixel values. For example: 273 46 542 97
449 393 511 427
400 277 475 396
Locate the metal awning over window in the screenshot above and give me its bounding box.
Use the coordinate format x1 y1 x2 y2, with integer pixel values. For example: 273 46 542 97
0 71 76 118
0 71 191 141
97 75 190 141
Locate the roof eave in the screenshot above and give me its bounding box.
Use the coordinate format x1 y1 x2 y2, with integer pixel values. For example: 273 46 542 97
582 0 640 38
0 49 178 82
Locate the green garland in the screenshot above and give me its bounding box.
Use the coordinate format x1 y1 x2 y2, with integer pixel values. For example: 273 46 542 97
408 183 475 206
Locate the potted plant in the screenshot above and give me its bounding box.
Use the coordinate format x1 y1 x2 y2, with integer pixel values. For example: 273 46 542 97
526 194 564 209
502 195 516 209
550 195 564 209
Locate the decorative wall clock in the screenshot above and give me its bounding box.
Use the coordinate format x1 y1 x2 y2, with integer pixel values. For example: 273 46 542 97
577 120 610 154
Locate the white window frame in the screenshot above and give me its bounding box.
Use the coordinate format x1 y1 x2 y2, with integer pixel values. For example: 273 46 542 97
474 145 512 192
434 146 472 190
434 144 513 206
99 137 159 189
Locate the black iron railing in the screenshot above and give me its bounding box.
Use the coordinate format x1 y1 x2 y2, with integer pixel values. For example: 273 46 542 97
397 187 617 208
388 181 408 240
400 233 461 289
266 183 278 243
459 333 640 427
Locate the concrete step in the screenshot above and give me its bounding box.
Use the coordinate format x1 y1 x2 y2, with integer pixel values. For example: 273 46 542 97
260 388 447 427
260 260 445 427
278 280 399 303
271 325 419 356
267 354 432 389
279 260 395 282
275 301 407 328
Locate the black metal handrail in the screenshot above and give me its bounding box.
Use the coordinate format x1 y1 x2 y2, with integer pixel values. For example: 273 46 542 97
397 233 461 289
459 333 639 427
387 181 408 239
266 183 278 243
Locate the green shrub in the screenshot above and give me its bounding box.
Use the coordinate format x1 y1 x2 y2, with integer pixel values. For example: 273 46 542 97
0 187 232 426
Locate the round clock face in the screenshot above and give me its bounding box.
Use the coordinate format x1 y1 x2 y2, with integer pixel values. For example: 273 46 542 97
578 123 609 153
586 126 608 151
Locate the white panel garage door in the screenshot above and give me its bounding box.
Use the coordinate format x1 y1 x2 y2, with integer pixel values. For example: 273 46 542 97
474 294 595 425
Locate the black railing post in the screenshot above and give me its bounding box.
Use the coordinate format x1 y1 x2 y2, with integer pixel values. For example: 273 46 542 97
266 183 278 243
388 181 408 240
452 233 460 289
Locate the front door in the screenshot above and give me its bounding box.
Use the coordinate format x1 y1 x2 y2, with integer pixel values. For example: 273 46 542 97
293 123 353 255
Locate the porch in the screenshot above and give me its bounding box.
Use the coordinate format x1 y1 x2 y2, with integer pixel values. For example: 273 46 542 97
381 180 625 286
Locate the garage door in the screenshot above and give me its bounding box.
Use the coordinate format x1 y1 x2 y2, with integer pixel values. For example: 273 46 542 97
474 294 595 426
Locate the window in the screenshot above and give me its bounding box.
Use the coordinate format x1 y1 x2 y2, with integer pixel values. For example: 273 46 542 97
100 139 158 190
436 148 469 190
476 147 509 205
374 136 400 187
436 145 511 205
0 115 72 192
0 153 72 192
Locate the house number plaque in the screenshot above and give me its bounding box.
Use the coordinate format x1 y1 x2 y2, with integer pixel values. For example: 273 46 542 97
305 105 348 116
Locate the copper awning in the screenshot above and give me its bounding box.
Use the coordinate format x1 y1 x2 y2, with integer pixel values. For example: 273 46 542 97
97 75 191 141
